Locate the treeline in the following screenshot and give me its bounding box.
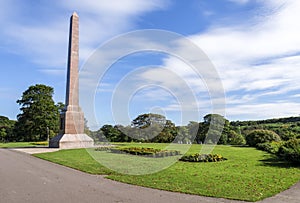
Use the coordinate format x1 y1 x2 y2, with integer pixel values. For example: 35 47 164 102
1 83 300 149
231 116 300 126
89 113 300 145
90 113 246 145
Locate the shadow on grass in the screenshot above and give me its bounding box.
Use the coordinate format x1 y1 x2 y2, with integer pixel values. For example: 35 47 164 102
259 155 300 168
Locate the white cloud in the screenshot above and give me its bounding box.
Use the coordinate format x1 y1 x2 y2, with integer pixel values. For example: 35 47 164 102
226 102 300 120
133 0 300 120
0 0 169 70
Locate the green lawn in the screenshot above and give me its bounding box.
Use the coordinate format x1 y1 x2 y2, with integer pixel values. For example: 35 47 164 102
34 143 300 202
0 141 48 148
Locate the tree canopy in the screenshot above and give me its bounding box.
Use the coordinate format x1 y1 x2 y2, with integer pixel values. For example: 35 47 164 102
0 116 16 142
14 84 60 141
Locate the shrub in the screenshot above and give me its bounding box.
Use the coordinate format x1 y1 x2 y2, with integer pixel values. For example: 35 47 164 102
277 139 300 163
179 153 227 162
246 129 281 147
227 130 246 145
256 141 284 154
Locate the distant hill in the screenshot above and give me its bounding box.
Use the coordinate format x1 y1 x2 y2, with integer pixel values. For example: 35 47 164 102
230 116 300 126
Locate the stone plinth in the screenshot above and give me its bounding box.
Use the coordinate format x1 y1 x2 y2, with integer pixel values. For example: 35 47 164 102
49 134 94 149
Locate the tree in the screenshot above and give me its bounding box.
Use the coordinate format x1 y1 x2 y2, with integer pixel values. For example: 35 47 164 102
130 113 177 143
0 116 16 142
131 113 166 128
14 84 60 141
192 114 230 144
227 130 246 145
100 125 122 142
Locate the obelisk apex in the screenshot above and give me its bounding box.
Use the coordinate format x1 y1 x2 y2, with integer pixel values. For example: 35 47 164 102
66 12 79 107
49 12 94 149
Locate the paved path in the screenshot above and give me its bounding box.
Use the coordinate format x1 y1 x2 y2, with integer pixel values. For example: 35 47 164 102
0 149 299 203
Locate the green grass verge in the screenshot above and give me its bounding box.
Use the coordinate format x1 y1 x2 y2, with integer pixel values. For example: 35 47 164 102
0 141 48 148
34 143 300 202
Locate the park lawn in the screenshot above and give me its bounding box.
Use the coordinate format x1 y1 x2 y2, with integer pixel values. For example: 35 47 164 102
34 143 300 202
0 141 48 148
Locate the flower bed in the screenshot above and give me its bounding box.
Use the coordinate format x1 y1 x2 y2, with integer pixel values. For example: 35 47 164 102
179 153 227 162
95 146 181 158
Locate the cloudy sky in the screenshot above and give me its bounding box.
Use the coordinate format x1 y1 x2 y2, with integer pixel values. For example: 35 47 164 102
0 0 299 128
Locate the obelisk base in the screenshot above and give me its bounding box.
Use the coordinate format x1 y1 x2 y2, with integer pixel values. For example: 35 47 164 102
49 134 94 149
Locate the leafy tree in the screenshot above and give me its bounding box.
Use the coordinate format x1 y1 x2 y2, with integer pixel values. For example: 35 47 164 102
14 84 60 141
130 113 177 143
100 125 123 142
227 130 246 145
150 120 177 143
175 126 191 144
0 116 16 142
204 114 229 144
131 113 166 128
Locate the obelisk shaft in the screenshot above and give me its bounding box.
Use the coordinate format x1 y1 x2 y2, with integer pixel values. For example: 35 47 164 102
49 12 94 148
66 12 79 107
63 12 84 134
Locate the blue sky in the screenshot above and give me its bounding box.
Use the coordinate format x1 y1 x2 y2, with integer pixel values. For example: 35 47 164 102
0 0 300 129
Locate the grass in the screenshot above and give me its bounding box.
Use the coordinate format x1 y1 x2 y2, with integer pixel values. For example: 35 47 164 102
33 143 300 202
0 141 48 148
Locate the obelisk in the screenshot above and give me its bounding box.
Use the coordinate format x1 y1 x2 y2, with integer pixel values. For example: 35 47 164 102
49 12 94 149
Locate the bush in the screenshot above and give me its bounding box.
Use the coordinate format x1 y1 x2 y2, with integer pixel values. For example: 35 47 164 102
277 139 300 163
246 129 281 147
227 130 246 145
256 141 284 154
179 153 227 162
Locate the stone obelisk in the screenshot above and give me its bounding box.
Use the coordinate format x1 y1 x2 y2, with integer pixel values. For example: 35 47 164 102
49 12 94 149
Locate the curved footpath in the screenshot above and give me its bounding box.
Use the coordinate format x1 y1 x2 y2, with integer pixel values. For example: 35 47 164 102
1 148 299 203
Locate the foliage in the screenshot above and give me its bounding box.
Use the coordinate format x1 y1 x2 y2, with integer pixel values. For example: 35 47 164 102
231 116 300 126
99 124 131 142
246 129 281 147
14 84 60 141
108 147 181 157
227 130 246 145
179 153 227 162
256 141 284 154
0 116 16 142
98 114 177 143
231 117 300 141
188 114 235 145
34 144 300 202
277 138 300 163
91 114 300 147
131 113 166 128
204 114 228 144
